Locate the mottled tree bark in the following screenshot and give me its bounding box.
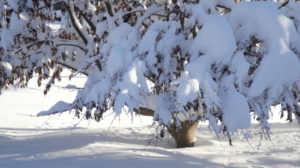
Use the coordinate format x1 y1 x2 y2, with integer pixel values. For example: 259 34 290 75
136 107 199 148
167 119 199 148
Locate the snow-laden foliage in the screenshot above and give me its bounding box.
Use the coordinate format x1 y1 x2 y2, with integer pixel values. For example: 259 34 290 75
1 0 300 142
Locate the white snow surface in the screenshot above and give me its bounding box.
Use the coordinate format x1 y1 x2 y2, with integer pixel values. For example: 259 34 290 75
0 75 299 168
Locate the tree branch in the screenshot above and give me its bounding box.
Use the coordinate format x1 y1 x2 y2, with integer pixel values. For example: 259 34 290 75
56 61 88 76
15 40 45 55
74 5 96 33
134 107 155 116
104 1 114 17
54 2 88 45
56 43 86 52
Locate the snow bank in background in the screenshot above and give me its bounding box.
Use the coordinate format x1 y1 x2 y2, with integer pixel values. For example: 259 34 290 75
38 101 71 116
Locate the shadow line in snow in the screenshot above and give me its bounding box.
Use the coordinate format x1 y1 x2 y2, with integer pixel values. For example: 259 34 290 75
257 156 300 167
0 128 225 168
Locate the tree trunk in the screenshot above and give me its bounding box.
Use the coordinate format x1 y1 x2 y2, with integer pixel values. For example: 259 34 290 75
135 107 199 148
167 119 199 148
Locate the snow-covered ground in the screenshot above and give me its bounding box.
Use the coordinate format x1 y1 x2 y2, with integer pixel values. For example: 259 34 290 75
0 75 299 168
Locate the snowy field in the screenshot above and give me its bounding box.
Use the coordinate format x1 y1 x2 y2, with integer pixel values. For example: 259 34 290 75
0 75 299 168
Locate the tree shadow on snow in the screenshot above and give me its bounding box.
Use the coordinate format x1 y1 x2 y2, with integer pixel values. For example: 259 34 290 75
0 127 223 168
257 157 300 167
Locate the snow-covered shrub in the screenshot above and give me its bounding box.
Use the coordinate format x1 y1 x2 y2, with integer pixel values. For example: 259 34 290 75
1 0 300 147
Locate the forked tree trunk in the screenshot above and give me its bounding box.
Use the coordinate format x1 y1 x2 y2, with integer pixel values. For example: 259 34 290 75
167 119 199 148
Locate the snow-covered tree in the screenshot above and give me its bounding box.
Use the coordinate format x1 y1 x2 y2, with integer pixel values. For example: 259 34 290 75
1 0 300 148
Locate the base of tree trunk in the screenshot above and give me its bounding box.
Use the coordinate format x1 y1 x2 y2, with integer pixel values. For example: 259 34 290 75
167 119 199 148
